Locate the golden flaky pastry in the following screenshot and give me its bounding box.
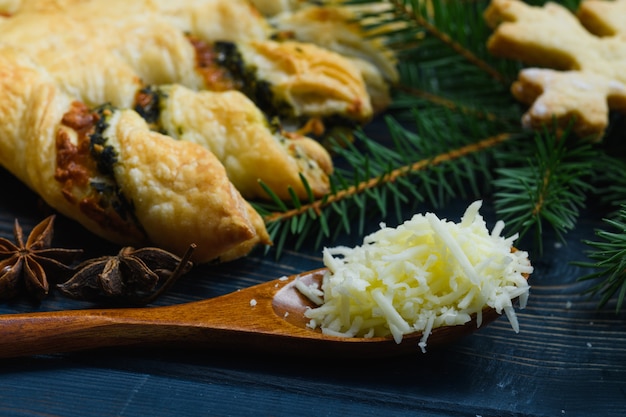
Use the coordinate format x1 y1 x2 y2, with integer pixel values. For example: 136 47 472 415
268 3 399 113
0 0 396 263
153 84 333 199
485 0 626 141
0 0 360 197
0 0 375 126
0 45 269 263
0 0 394 117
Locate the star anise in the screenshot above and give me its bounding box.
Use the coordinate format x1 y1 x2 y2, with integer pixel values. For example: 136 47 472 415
57 244 195 305
0 215 83 301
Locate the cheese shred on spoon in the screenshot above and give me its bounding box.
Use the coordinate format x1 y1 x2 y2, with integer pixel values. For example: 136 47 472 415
297 201 532 352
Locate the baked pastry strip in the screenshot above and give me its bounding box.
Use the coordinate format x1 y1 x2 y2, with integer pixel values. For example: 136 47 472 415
0 0 394 115
0 0 380 124
139 85 333 200
268 3 399 113
0 45 269 263
188 37 373 128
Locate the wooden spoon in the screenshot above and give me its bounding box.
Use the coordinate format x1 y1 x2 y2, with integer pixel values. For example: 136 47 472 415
0 268 517 358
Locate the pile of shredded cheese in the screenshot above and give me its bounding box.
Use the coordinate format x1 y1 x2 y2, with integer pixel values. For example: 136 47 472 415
296 201 532 352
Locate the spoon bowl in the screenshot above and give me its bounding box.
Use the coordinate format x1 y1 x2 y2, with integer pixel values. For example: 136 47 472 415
0 268 517 358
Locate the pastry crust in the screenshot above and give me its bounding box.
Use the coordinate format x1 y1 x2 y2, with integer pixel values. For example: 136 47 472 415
0 0 395 263
0 0 271 41
109 109 271 262
0 0 372 126
0 11 150 108
0 0 390 112
238 39 372 123
0 2 338 199
0 45 269 263
156 85 332 200
269 3 399 112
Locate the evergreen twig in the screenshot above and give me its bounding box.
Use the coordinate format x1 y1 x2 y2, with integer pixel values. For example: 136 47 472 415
576 207 626 313
493 127 598 253
262 133 510 225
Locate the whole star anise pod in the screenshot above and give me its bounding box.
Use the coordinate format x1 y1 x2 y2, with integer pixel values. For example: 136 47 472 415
0 215 83 301
58 244 195 305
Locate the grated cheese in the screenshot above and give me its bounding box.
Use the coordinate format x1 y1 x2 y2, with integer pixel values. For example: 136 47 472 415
299 201 532 351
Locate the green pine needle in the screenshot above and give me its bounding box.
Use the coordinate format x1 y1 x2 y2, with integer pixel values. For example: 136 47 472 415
493 127 598 253
256 108 509 255
590 154 626 217
576 208 626 313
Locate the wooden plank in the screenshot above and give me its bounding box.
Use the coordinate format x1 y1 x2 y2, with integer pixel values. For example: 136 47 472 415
0 166 625 417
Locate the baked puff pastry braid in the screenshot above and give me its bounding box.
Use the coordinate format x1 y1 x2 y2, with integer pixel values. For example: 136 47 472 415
0 45 269 263
135 85 333 200
153 0 393 115
0 9 337 199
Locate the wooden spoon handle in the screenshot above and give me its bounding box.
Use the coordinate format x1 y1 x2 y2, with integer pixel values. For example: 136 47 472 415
0 308 201 358
0 283 298 358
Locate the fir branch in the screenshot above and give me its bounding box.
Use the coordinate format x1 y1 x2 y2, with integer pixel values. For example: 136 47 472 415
589 153 626 217
352 0 522 83
390 0 509 83
262 132 510 225
254 0 626 314
256 109 511 255
381 1 523 124
575 207 626 313
493 127 599 253
393 83 504 123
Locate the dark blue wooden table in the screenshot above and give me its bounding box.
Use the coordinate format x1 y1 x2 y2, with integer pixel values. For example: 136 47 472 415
0 166 624 417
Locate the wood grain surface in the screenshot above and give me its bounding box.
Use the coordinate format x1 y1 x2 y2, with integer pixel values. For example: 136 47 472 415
0 165 624 417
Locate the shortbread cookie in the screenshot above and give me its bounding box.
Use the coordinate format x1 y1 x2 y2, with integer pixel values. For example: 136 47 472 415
512 68 626 139
578 0 626 37
485 0 626 140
